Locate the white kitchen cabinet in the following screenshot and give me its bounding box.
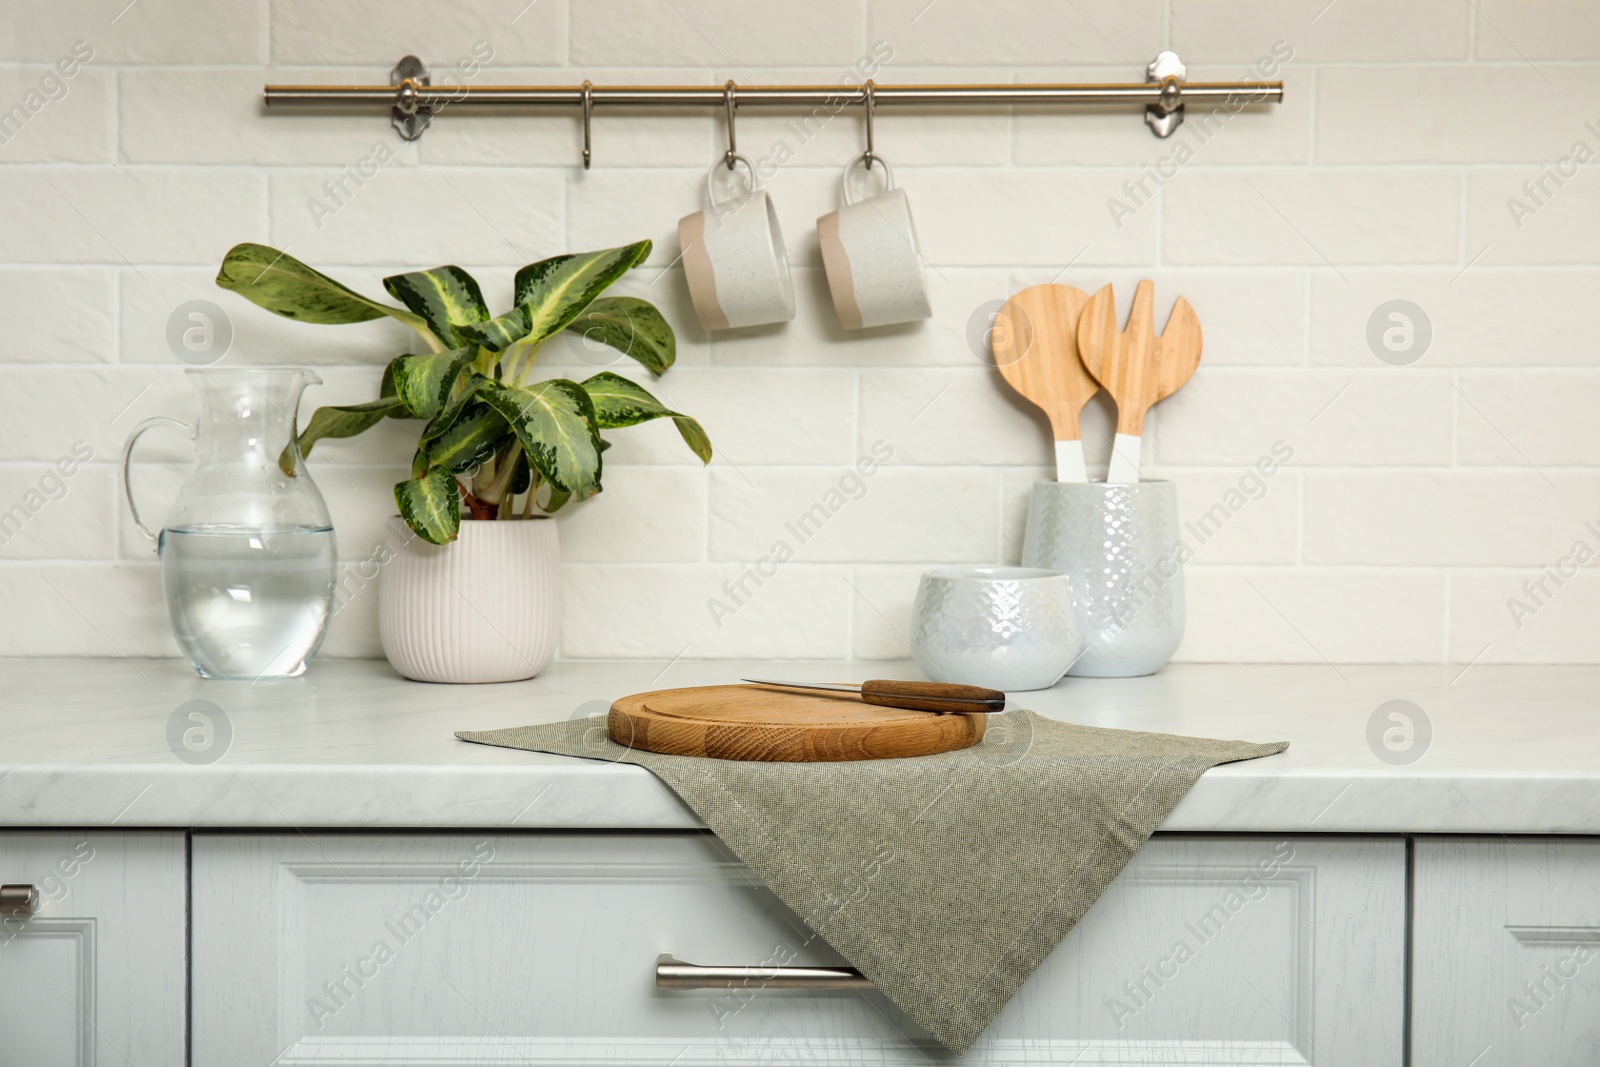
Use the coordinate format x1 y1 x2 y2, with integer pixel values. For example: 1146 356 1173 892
191 832 1403 1066
1413 837 1600 1066
0 832 187 1066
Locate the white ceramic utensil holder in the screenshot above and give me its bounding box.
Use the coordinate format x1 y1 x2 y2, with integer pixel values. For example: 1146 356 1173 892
908 566 1080 692
1021 480 1185 678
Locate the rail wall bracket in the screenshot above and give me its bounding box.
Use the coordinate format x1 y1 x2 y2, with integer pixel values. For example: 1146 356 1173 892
1144 51 1186 138
390 55 431 142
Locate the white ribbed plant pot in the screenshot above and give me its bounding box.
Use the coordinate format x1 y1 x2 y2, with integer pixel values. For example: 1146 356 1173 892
379 518 561 684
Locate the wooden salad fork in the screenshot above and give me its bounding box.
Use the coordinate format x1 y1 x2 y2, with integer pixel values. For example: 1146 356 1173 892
1075 280 1202 483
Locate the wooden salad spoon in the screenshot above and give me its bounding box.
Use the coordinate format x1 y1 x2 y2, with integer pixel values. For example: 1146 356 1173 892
991 284 1098 481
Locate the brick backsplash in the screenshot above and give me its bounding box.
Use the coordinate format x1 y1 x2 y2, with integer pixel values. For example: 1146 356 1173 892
1 0 1595 665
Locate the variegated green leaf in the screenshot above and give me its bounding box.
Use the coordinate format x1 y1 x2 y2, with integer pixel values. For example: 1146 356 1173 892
394 466 461 545
215 244 434 345
418 375 485 446
563 296 675 376
509 454 533 496
581 371 712 465
391 347 474 420
541 485 572 514
456 306 532 353
476 377 602 494
278 396 406 475
382 266 490 348
423 403 511 474
513 241 651 346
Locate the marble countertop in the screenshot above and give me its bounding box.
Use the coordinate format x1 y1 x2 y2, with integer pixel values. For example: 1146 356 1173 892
1 657 1596 834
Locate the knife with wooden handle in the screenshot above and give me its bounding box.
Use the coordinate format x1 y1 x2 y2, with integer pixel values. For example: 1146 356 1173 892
741 678 1007 713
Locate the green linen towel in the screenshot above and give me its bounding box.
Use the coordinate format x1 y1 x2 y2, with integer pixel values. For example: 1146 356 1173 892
457 708 1287 1053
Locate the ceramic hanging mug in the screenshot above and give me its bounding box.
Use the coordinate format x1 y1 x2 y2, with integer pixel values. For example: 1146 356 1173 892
680 82 794 330
818 156 933 330
678 156 795 331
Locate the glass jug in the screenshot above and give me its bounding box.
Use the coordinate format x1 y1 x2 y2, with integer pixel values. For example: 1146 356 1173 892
122 368 337 679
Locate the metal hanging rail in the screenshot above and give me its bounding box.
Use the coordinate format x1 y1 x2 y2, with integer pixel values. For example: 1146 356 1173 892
263 52 1283 152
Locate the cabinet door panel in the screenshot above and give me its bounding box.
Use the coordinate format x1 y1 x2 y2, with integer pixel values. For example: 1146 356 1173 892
1001 835 1403 1062
0 832 186 1066
1414 838 1600 1066
192 832 1402 1066
0 922 93 1067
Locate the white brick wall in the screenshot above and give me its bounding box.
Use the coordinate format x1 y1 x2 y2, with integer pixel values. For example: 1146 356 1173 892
2 0 1596 666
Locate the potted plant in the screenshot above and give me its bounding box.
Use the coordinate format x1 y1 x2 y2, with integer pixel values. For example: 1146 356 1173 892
214 239 710 683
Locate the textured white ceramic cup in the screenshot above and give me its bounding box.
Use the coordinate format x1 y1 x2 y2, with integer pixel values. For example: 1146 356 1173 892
908 566 1080 692
678 157 795 331
1021 480 1185 678
818 157 933 330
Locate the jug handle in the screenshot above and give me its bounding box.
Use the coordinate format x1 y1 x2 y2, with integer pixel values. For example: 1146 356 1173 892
121 416 196 545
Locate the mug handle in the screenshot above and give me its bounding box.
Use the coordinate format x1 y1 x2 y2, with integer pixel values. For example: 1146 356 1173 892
121 416 195 545
705 154 758 210
841 154 894 206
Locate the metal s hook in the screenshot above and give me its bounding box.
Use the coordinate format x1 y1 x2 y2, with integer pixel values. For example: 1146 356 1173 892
860 79 879 170
581 80 593 169
713 81 756 198
723 80 738 170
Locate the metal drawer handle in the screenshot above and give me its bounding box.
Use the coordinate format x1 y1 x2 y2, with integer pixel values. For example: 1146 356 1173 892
655 953 872 989
0 885 39 917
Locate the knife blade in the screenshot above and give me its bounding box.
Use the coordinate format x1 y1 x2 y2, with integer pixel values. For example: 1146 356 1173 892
741 678 1007 713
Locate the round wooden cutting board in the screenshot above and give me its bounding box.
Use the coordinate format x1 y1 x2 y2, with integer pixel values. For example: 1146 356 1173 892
608 684 986 762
